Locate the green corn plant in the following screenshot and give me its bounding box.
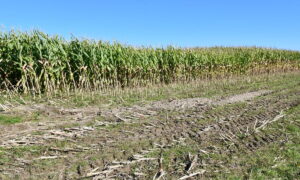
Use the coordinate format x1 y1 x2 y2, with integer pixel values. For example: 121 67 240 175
0 30 299 94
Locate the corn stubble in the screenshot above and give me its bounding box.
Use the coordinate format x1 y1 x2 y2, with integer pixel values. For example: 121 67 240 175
0 30 299 94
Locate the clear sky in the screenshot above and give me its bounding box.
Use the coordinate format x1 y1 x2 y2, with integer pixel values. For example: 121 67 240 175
1 0 299 50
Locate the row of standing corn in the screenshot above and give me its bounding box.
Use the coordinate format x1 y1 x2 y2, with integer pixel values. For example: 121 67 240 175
0 30 299 94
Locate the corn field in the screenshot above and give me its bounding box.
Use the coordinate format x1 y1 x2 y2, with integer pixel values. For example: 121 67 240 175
0 30 299 93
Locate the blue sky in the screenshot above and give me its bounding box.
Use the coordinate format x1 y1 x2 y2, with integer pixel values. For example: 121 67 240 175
1 0 299 50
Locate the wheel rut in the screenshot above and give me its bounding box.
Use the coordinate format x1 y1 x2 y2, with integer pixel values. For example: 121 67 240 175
0 89 299 179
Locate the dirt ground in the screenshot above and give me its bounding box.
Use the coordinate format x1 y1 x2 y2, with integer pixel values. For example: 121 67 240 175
0 72 299 179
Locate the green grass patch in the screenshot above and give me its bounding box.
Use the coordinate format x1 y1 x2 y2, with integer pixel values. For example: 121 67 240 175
0 115 22 124
0 145 46 165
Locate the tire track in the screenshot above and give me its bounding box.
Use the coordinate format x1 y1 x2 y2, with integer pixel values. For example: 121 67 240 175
1 89 299 179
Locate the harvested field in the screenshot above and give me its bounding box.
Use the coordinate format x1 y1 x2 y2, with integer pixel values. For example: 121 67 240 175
0 72 299 179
